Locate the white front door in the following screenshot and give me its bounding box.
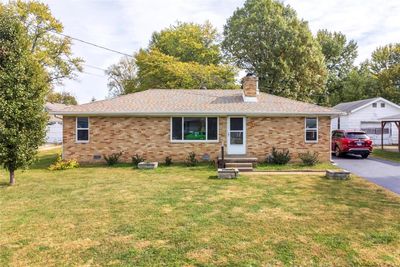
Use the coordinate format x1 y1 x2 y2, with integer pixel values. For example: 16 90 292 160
227 117 246 155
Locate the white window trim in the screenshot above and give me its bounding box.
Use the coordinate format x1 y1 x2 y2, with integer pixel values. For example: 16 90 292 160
170 117 219 143
305 117 318 143
76 117 89 143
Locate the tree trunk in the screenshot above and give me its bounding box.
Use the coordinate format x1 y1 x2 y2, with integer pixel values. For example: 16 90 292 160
9 170 15 185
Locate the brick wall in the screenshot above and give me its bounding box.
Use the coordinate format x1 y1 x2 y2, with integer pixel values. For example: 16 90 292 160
63 116 331 163
247 117 331 162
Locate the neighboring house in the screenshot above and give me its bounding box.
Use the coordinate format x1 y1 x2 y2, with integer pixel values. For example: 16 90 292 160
45 103 67 144
53 75 342 163
332 97 400 145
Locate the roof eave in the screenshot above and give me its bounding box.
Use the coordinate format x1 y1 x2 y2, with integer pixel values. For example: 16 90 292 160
50 111 345 116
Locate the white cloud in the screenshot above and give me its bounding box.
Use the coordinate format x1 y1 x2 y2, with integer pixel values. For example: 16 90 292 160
25 0 400 103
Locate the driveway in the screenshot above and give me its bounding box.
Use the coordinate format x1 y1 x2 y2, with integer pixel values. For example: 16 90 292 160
333 155 400 194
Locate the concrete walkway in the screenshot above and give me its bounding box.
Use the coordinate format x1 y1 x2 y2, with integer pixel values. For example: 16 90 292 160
333 155 400 194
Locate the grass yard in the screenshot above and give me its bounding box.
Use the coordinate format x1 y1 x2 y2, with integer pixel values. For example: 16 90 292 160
256 162 338 171
1 149 400 266
372 148 400 163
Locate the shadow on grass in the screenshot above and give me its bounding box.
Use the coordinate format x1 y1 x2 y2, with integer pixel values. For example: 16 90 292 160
0 181 10 188
30 153 59 169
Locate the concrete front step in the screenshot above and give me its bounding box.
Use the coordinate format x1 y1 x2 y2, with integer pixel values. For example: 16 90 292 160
225 162 253 168
225 163 253 172
218 155 257 171
219 157 258 163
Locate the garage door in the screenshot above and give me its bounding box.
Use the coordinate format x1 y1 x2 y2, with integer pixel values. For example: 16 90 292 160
360 122 392 145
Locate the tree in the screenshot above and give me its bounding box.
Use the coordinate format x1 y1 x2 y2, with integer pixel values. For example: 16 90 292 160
329 68 374 104
222 0 327 102
105 56 139 96
335 44 400 105
0 11 49 185
47 91 78 105
107 21 237 94
0 0 83 85
135 49 237 90
149 21 222 65
316 30 358 105
366 43 400 103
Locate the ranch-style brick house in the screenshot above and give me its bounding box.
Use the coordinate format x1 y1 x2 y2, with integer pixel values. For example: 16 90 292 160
53 75 342 163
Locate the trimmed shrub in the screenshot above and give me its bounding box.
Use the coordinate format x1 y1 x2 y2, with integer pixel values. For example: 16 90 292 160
165 156 172 166
132 154 145 168
299 151 319 166
48 154 79 170
186 152 198 167
104 152 123 166
266 147 291 165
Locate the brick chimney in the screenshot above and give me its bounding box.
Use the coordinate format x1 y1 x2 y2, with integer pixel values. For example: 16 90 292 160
242 73 259 102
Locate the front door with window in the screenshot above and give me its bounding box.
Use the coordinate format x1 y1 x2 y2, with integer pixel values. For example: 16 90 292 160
227 117 246 154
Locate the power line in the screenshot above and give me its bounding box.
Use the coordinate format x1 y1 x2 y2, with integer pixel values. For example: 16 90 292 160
31 22 134 58
83 63 108 72
54 30 133 57
81 71 107 78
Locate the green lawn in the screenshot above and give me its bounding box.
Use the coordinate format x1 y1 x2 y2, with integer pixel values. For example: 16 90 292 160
256 162 338 171
1 149 400 266
372 148 400 162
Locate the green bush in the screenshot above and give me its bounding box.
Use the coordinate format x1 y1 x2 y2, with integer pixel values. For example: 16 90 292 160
132 154 145 168
299 151 319 166
165 156 172 166
48 154 79 170
103 152 123 166
266 147 291 165
186 152 198 167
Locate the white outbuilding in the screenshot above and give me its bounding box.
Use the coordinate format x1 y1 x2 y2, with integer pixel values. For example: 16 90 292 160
45 103 67 144
331 97 400 145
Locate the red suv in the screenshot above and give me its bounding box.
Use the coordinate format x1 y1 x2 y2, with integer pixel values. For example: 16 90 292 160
332 130 373 158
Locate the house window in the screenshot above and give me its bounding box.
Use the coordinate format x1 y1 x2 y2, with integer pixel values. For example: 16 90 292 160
171 117 218 141
381 103 385 108
76 117 89 142
305 117 318 142
372 103 377 108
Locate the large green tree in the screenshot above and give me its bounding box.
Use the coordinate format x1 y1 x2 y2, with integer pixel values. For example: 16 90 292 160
135 49 237 90
366 43 400 103
329 67 374 104
107 22 237 94
149 21 222 65
0 10 49 185
222 0 327 102
333 44 400 105
316 30 358 105
1 0 83 85
105 56 139 96
47 91 77 105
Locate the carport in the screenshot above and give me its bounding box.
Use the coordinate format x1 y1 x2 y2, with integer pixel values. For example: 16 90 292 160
380 114 400 152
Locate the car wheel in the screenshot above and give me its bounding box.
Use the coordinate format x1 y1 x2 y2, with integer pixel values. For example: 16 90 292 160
335 147 342 157
361 153 369 159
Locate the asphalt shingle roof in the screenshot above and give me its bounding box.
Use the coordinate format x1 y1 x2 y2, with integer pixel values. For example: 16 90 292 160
53 89 342 116
333 97 379 113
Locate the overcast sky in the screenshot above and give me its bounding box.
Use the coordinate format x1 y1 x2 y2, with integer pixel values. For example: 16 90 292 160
25 0 400 103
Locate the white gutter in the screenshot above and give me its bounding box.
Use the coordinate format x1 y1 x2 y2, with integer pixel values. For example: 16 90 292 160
50 111 345 116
